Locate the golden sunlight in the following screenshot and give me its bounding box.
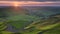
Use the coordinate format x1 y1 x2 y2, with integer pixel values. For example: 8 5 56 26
13 2 19 7
12 2 20 10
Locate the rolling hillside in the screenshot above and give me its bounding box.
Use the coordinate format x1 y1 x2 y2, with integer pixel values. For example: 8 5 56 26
0 6 60 34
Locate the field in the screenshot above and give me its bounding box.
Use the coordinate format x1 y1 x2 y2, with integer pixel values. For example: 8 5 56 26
0 6 60 34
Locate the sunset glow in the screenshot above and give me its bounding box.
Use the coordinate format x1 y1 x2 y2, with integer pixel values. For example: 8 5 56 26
0 1 60 6
13 2 19 7
13 1 20 9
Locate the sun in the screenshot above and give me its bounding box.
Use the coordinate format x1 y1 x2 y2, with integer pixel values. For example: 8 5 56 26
13 2 19 10
13 2 19 7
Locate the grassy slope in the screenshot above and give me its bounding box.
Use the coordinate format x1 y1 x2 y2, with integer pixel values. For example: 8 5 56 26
21 15 60 34
0 7 60 34
7 15 39 29
43 22 60 34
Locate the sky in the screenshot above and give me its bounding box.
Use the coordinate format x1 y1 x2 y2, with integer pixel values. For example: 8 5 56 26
0 0 60 1
0 0 60 6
